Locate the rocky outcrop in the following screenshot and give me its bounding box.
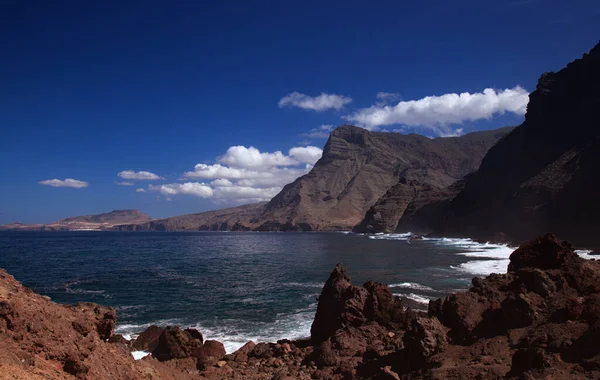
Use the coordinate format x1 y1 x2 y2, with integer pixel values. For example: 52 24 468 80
423 41 600 247
0 268 198 379
310 264 410 343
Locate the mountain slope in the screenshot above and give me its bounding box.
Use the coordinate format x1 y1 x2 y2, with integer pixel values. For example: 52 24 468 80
116 203 266 231
256 125 512 231
0 210 152 231
421 41 600 247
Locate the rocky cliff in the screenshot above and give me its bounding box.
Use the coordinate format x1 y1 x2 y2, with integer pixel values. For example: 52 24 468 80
255 125 511 231
413 41 600 247
2 234 600 379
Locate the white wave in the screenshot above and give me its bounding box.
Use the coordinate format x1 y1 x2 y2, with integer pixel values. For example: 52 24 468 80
115 307 316 355
576 249 597 260
393 293 431 305
190 307 316 353
368 232 412 240
131 351 150 360
452 259 510 276
389 282 434 291
434 238 515 277
283 282 324 289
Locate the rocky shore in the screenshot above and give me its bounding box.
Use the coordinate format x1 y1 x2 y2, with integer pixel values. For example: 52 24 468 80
2 234 600 379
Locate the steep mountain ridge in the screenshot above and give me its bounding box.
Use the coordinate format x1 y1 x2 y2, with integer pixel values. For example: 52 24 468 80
413 41 600 247
255 125 512 231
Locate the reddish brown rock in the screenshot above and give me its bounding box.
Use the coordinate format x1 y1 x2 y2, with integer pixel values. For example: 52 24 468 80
193 339 226 368
152 326 203 361
508 233 577 272
131 325 164 351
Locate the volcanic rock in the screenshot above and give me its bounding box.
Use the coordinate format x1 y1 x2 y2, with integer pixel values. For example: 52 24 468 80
152 326 203 361
131 325 164 351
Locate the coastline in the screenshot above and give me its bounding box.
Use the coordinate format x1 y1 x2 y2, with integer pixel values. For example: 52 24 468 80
3 233 600 379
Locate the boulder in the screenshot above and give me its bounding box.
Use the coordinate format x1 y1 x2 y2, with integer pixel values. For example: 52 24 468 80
508 234 577 272
193 339 226 363
250 342 273 359
233 341 256 363
152 326 203 361
131 325 164 352
402 316 447 362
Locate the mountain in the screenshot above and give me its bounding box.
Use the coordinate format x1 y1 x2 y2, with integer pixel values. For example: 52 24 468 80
115 126 510 232
399 41 600 247
256 125 512 231
0 210 152 231
116 203 266 231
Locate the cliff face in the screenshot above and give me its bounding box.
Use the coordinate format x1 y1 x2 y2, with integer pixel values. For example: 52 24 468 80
424 42 600 246
256 125 511 231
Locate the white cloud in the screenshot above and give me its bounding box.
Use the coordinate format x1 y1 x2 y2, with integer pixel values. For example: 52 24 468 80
439 128 465 138
117 181 135 186
219 146 296 169
149 183 213 198
184 164 265 180
278 92 352 111
376 92 401 103
157 145 322 204
136 188 146 193
289 146 323 165
344 86 529 133
118 170 162 181
210 178 233 187
302 124 335 139
38 178 88 188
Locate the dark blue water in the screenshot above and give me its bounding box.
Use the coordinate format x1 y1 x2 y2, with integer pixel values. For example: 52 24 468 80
0 231 512 352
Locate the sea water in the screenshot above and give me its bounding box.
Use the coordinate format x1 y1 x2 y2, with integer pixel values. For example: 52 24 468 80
0 231 592 353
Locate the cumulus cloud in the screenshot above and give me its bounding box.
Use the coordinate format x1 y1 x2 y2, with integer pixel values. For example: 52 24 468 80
289 146 323 165
38 178 88 188
344 86 529 133
153 145 323 204
219 146 296 169
136 188 146 193
302 124 335 139
210 178 233 187
118 170 162 181
117 181 134 186
149 183 213 198
278 92 352 111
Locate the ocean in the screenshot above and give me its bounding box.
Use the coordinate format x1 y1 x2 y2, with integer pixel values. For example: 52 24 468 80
0 231 525 352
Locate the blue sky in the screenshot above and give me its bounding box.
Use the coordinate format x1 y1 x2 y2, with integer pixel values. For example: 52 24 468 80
1 0 598 224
